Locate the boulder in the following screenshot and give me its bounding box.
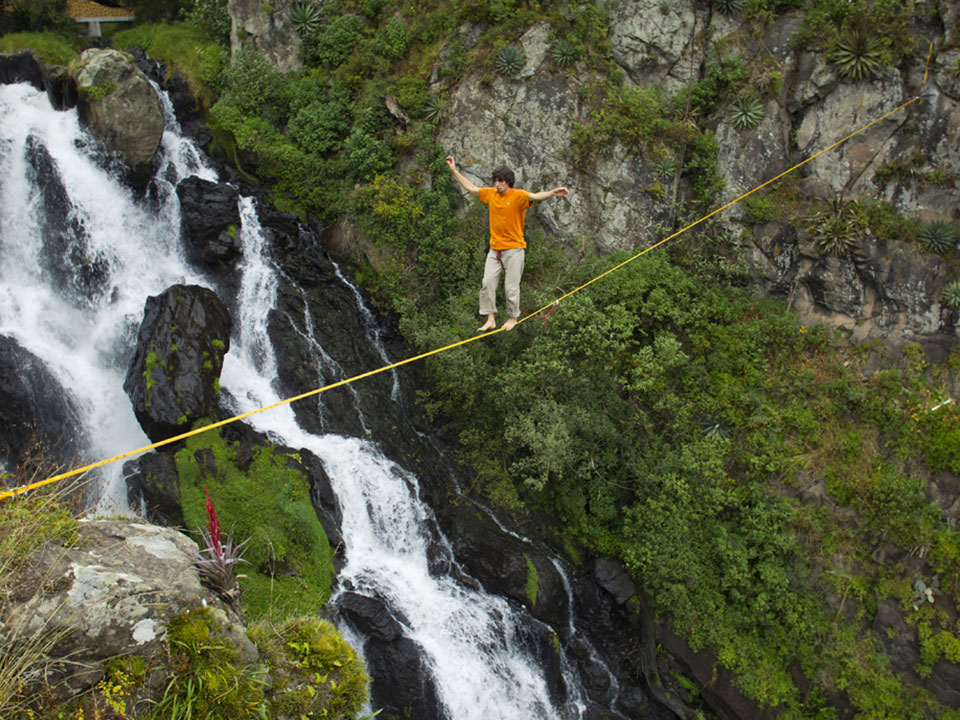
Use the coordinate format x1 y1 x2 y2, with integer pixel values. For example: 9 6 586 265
176 176 242 270
2 520 254 703
0 335 84 472
70 48 164 172
123 284 232 443
123 451 183 527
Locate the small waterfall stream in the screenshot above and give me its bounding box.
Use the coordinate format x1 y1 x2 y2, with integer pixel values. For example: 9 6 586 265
0 81 602 718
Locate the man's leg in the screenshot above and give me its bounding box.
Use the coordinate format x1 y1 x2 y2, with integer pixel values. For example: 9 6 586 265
501 248 525 331
477 249 502 332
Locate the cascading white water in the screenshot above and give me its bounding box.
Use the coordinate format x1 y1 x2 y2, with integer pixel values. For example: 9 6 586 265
0 83 205 510
0 80 580 718
221 199 567 720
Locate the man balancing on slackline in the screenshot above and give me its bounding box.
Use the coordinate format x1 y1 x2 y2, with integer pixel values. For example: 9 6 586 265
446 155 569 332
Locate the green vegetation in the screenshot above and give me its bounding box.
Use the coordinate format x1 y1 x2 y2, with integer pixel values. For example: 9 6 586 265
0 31 77 65
729 96 764 130
919 220 959 255
0 459 83 719
251 617 370 719
494 44 525 76
112 23 228 108
150 607 268 719
175 426 336 619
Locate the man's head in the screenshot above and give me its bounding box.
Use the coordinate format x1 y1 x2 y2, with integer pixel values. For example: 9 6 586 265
492 166 515 194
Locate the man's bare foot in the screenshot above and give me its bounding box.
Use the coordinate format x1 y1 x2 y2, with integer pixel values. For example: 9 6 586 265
477 316 496 333
501 317 518 331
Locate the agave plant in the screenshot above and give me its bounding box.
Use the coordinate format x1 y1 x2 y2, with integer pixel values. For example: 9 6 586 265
714 0 745 17
919 220 958 254
941 281 960 310
423 94 445 124
290 0 323 36
495 45 526 77
700 420 731 441
832 31 884 81
729 96 764 131
549 40 577 69
194 487 249 612
810 198 865 258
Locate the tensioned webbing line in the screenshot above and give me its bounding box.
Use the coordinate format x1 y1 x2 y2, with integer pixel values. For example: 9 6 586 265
1 48 933 502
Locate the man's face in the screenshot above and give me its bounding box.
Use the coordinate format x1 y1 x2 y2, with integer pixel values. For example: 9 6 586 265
494 178 510 194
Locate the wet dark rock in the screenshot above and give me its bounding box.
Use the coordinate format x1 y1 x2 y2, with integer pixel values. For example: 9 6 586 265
287 448 345 566
123 451 183 527
176 176 242 274
364 636 447 720
123 284 231 443
594 557 637 606
0 50 45 93
0 335 84 472
24 135 110 307
336 591 406 641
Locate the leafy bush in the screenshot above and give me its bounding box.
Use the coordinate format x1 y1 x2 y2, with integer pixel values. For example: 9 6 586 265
185 0 230 45
0 0 75 36
374 17 408 61
303 14 363 68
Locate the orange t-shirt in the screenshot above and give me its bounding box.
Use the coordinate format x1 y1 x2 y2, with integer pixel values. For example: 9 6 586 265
478 187 533 250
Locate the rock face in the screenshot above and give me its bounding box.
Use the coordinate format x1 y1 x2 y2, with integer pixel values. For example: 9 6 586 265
2 520 253 704
122 284 232 443
70 48 164 172
0 335 84 471
419 2 960 346
227 0 302 72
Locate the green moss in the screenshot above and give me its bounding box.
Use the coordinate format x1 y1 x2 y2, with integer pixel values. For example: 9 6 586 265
154 607 267 719
78 83 116 101
176 426 335 620
143 351 159 408
251 617 370 719
524 553 539 607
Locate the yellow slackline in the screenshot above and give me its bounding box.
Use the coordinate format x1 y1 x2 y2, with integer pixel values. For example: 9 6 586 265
1 48 935 502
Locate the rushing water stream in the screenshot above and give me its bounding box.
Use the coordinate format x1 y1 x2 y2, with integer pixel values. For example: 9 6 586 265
0 81 593 718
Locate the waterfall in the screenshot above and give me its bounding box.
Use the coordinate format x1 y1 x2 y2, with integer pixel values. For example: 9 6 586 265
222 198 567 720
0 81 585 718
0 83 204 510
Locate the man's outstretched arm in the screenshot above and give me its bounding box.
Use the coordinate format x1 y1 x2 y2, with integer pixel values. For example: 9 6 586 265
529 186 570 202
446 155 479 195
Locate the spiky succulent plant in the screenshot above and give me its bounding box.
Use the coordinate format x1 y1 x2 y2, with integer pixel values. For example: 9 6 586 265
942 281 960 310
290 0 323 36
194 487 249 611
495 45 526 77
919 220 958 254
729 97 764 131
810 199 866 258
714 0 745 16
549 40 577 68
701 420 731 441
832 31 884 80
423 94 445 124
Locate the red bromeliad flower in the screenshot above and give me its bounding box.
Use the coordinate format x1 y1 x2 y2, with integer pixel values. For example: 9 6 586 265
195 486 249 611
203 486 223 558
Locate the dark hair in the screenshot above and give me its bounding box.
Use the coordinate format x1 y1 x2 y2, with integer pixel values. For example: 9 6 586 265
492 166 515 187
